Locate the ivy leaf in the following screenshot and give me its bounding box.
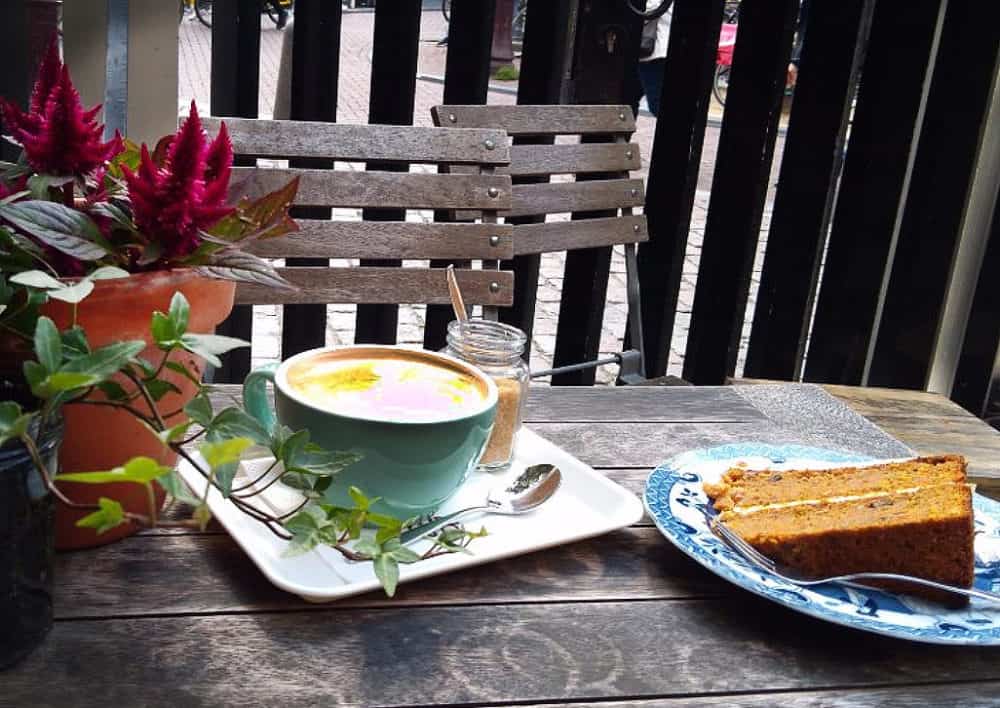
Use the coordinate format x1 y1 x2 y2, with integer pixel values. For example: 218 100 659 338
348 486 370 511
75 497 126 534
195 251 294 291
206 407 271 446
151 420 193 446
373 554 400 597
164 360 203 386
56 456 171 485
144 378 181 402
201 437 253 470
156 469 201 507
46 279 94 304
179 332 250 368
151 311 179 348
168 292 190 336
352 539 380 558
184 392 214 427
192 503 213 531
62 340 145 381
86 265 130 281
40 371 100 394
10 269 64 290
97 380 130 401
388 546 422 564
33 316 61 372
0 201 109 260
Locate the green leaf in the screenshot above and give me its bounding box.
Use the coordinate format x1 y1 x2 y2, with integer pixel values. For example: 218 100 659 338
192 503 212 531
89 201 137 233
27 173 74 200
194 251 294 291
389 546 422 564
56 456 171 485
60 327 90 359
151 311 178 347
352 539 380 558
201 437 253 470
0 201 109 260
168 292 190 336
46 279 94 304
156 469 201 507
10 269 64 290
373 554 400 597
180 333 250 368
41 371 100 393
0 401 32 446
206 407 271 445
145 378 181 402
348 486 370 511
75 497 125 534
184 392 214 427
86 265 130 281
152 420 193 446
62 340 144 381
33 316 61 372
22 360 47 391
96 380 130 401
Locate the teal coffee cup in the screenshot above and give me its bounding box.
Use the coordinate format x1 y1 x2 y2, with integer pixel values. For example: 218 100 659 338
243 345 498 519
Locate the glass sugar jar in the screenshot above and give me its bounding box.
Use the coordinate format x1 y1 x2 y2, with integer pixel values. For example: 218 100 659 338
443 319 529 471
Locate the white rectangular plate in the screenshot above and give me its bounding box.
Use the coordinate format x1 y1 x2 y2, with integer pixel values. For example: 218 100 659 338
177 427 644 601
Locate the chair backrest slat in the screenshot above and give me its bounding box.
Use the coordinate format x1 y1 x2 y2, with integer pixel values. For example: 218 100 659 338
206 117 510 165
236 267 513 306
507 142 641 177
512 216 647 255
506 178 645 219
433 105 637 136
230 167 510 211
248 221 514 260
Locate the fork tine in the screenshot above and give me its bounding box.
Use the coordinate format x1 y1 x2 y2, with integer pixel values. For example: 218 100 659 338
712 519 777 571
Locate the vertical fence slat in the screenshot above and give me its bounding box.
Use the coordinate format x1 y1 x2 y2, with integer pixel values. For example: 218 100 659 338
635 0 724 378
743 0 872 381
804 0 944 384
423 0 496 351
354 1 422 345
0 1 27 163
868 2 1000 389
499 0 576 357
210 0 261 383
550 1 643 386
952 198 1000 417
281 0 342 360
681 0 799 385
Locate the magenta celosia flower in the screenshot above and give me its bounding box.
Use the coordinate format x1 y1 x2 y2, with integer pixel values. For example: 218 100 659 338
0 41 122 176
122 101 234 263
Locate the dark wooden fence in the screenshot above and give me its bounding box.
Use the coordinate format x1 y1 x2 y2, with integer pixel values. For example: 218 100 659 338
205 0 999 417
5 0 986 413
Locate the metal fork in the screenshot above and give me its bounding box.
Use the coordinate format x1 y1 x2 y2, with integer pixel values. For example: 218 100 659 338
705 513 1000 605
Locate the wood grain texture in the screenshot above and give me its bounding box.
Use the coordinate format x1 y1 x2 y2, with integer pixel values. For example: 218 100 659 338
14 599 1000 706
246 220 514 260
523 386 766 422
229 167 511 211
204 116 511 165
235 267 514 306
53 527 723 619
507 142 641 176
506 178 645 218
513 215 648 255
433 104 637 135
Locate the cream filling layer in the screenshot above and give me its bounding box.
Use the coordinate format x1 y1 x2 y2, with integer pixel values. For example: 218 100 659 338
726 485 926 516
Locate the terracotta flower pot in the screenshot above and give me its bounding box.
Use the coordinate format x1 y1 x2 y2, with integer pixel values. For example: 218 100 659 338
41 270 236 550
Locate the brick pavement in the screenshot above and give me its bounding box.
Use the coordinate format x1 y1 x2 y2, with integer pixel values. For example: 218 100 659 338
178 9 778 383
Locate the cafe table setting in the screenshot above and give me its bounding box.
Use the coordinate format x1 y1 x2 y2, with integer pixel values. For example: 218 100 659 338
7 365 1000 706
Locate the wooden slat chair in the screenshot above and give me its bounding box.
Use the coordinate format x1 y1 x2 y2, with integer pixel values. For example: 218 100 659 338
200 117 514 365
431 104 649 383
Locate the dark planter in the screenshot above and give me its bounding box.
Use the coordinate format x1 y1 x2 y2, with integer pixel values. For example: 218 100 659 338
0 413 61 669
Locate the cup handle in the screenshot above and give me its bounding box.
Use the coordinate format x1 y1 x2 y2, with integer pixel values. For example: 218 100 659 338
243 362 280 434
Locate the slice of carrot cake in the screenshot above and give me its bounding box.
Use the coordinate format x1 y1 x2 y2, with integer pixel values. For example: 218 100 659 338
703 455 975 600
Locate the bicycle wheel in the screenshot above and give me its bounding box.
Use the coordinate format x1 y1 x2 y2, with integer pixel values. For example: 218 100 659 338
195 0 212 28
713 64 730 107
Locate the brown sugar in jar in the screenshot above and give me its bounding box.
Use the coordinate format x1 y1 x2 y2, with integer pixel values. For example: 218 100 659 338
443 319 529 471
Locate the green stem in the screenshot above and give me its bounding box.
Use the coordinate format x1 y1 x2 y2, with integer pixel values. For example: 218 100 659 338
145 482 158 527
121 368 167 430
20 432 100 512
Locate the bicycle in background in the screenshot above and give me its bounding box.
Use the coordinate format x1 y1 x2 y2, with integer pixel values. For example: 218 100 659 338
179 0 293 29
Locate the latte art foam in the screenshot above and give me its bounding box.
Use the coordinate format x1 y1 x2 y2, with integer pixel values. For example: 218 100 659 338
286 355 486 421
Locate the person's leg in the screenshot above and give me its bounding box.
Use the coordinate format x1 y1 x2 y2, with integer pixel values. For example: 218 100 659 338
637 58 666 116
270 0 288 29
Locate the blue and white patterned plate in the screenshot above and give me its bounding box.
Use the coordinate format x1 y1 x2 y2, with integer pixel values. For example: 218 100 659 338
644 443 1000 645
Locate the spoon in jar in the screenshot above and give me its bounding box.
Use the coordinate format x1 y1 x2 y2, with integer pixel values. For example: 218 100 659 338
446 264 469 322
399 464 562 547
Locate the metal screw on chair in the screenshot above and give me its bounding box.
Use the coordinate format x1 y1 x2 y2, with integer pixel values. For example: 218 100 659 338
484 139 496 150
489 282 501 293
488 187 500 198
630 188 638 198
618 111 626 121
625 149 634 159
448 113 457 123
633 223 640 233
489 235 501 246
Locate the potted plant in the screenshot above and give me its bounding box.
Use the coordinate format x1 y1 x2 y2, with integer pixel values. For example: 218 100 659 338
0 41 486 667
0 41 298 549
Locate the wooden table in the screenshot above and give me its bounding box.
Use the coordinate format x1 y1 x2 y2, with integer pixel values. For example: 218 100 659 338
8 384 1000 705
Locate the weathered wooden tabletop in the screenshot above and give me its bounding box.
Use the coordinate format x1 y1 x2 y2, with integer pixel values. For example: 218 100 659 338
8 384 1000 706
